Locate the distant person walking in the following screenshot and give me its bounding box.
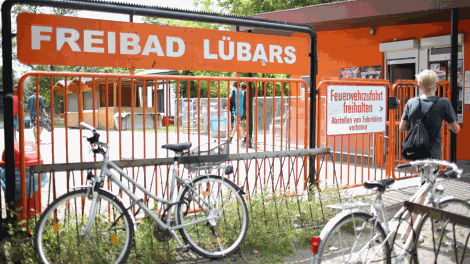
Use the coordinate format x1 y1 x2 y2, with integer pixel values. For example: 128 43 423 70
229 82 247 144
28 93 50 144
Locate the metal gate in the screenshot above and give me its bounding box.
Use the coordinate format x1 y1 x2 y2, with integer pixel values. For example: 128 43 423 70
388 80 452 179
315 79 454 187
315 79 391 188
8 71 312 220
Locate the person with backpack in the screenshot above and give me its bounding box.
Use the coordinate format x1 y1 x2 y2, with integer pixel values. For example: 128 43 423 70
28 93 50 144
399 69 460 160
228 81 247 144
398 69 460 242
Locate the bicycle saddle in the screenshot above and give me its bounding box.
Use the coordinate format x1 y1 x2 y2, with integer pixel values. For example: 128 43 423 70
162 142 192 152
363 178 395 192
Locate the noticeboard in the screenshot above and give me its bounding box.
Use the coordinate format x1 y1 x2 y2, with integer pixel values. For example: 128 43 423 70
326 85 387 135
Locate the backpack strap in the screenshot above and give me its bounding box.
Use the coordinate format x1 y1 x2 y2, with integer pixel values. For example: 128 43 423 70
417 97 439 122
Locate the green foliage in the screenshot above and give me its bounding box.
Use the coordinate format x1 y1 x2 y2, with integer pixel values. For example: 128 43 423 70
0 205 39 264
0 187 342 263
211 0 343 16
5 3 131 107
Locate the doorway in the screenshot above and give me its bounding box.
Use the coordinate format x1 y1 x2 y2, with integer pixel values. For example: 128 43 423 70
388 63 416 84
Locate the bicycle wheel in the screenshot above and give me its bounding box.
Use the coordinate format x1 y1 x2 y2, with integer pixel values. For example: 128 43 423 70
176 175 249 259
316 212 391 264
34 189 134 264
416 198 470 264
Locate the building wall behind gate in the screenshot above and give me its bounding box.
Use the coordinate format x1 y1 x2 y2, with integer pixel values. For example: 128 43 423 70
311 20 470 161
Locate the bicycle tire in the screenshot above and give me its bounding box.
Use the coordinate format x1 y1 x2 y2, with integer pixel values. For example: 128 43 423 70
176 175 249 259
34 188 134 264
416 198 470 264
315 212 391 264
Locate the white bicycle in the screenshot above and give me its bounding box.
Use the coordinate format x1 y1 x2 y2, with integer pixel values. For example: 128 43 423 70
312 159 470 264
33 122 249 263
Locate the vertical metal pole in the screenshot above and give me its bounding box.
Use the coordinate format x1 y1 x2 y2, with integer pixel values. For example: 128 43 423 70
309 35 318 188
1 1 16 225
450 8 458 162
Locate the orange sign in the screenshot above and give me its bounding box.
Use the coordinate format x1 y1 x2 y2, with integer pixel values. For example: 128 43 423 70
17 13 310 75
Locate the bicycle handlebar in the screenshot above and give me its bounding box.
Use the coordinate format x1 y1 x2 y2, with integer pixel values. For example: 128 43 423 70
396 159 463 178
80 122 96 133
80 122 109 153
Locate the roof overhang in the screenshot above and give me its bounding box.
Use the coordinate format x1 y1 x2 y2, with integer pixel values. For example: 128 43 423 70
236 0 470 33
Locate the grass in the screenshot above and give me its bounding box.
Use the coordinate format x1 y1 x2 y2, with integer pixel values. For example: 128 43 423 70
0 186 344 264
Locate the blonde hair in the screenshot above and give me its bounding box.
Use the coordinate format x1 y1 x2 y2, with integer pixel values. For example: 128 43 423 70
416 70 438 93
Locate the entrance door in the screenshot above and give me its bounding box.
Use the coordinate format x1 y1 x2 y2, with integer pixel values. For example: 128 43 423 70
388 63 416 84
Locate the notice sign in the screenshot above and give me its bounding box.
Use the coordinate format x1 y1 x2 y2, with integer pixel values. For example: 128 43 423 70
16 13 310 75
327 85 387 135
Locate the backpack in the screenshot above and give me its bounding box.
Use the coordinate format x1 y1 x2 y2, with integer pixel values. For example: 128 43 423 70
401 97 439 161
229 91 236 112
229 90 246 119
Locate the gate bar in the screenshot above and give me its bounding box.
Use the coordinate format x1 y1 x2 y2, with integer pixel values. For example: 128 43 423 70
29 148 330 174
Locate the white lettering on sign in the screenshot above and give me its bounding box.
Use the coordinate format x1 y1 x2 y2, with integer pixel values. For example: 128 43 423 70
57 27 81 52
31 26 52 50
269 45 283 63
204 39 217 59
203 38 297 64
219 36 234 61
84 30 104 53
108 32 116 54
32 26 186 57
284 46 296 64
166 37 185 57
142 35 164 56
326 85 387 135
28 23 298 65
237 42 251 61
120 33 141 55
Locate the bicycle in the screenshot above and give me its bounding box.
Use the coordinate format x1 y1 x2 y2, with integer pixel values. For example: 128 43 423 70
312 159 470 264
33 122 249 263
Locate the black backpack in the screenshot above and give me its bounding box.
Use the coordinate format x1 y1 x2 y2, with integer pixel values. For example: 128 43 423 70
401 97 439 161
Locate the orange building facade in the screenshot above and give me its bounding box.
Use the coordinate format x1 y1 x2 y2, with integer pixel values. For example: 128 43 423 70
248 0 470 162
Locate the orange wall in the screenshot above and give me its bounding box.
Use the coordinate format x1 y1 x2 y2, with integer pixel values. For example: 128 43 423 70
312 20 470 160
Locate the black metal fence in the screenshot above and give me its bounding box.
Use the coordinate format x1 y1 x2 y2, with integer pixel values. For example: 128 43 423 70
404 201 470 264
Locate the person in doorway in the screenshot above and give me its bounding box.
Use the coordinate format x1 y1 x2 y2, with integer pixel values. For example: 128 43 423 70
229 81 247 144
398 69 460 242
28 93 50 144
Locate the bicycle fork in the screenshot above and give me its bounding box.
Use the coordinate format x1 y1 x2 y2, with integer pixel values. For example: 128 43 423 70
80 190 100 239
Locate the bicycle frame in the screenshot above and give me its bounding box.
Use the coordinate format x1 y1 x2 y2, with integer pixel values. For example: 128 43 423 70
80 146 220 249
335 168 452 264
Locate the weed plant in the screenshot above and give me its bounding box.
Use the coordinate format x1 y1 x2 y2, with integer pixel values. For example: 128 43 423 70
0 186 344 263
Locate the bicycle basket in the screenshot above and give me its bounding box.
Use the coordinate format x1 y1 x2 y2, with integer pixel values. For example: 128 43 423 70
182 141 230 171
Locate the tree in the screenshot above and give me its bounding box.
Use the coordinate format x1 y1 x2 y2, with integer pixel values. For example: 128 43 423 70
211 0 344 16
4 3 131 109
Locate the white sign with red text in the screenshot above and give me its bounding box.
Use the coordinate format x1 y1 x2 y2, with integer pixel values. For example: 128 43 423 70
326 85 387 135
